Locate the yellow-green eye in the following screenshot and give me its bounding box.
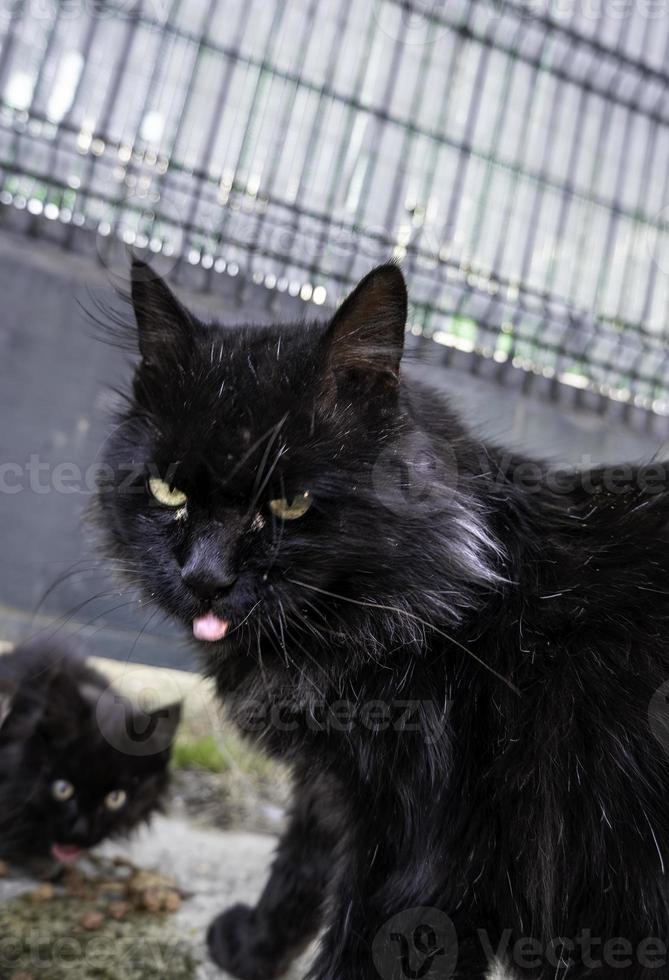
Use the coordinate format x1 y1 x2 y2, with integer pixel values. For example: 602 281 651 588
269 491 313 520
104 789 127 811
52 779 74 802
148 477 187 508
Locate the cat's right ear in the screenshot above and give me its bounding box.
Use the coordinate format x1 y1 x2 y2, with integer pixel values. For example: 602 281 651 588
130 260 194 366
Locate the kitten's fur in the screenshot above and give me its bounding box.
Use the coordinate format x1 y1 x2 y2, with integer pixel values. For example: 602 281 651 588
97 260 669 979
0 639 180 866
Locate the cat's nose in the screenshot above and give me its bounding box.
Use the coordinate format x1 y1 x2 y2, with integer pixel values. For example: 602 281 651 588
68 815 91 843
181 559 238 600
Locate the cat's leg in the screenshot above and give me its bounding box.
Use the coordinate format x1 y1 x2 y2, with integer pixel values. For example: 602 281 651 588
305 837 496 980
207 772 343 980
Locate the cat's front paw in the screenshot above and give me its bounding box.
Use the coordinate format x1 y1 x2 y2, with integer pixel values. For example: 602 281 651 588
207 903 286 980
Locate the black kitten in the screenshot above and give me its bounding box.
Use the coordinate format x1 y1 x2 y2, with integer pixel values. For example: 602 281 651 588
0 639 180 867
97 260 669 979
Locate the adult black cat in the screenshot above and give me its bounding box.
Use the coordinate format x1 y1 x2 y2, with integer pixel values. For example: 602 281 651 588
0 639 180 866
97 259 669 979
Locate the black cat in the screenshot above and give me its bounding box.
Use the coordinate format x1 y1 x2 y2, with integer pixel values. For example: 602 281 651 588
96 259 669 979
0 638 180 866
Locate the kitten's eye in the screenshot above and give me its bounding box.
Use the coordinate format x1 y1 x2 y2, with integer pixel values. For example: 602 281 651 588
52 779 74 802
269 491 313 520
104 789 127 811
148 477 187 508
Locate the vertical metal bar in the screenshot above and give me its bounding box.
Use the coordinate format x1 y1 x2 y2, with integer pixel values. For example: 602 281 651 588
241 0 320 281
272 0 355 299
210 1 290 270
403 9 470 283
65 3 144 248
183 0 255 289
336 6 412 287
302 4 380 289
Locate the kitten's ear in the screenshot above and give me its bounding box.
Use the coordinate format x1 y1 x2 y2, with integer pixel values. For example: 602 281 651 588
145 700 182 755
321 264 407 398
130 259 194 365
41 672 91 738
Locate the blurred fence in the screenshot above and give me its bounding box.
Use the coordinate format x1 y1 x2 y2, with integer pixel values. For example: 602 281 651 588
1 0 669 416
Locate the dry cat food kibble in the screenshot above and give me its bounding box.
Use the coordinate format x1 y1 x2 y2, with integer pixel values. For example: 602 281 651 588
58 859 184 920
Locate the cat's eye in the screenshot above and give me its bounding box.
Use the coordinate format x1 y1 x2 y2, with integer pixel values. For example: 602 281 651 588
269 491 313 520
52 779 74 802
148 477 187 508
104 789 127 811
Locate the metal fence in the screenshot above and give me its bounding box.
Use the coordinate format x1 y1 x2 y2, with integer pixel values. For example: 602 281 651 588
1 0 669 415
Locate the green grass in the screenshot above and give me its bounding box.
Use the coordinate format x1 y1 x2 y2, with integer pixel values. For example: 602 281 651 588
171 735 229 774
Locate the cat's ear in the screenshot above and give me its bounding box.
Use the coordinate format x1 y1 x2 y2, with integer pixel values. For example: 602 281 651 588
320 263 407 399
130 259 194 366
144 700 182 756
40 672 91 739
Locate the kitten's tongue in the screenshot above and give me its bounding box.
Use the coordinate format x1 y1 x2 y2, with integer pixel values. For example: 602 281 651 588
51 843 83 864
193 612 230 642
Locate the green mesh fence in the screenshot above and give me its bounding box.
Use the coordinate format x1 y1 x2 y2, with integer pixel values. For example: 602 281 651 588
0 0 668 413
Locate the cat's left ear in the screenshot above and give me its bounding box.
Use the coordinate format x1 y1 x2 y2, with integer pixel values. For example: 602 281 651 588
130 260 194 366
321 263 407 396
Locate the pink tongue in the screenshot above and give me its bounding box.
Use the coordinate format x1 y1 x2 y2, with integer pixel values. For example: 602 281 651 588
51 843 83 864
193 612 230 642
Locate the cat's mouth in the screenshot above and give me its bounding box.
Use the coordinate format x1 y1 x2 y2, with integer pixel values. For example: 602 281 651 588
51 843 84 864
192 612 230 642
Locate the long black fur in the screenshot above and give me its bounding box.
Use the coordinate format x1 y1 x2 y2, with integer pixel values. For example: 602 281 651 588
95 259 669 979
